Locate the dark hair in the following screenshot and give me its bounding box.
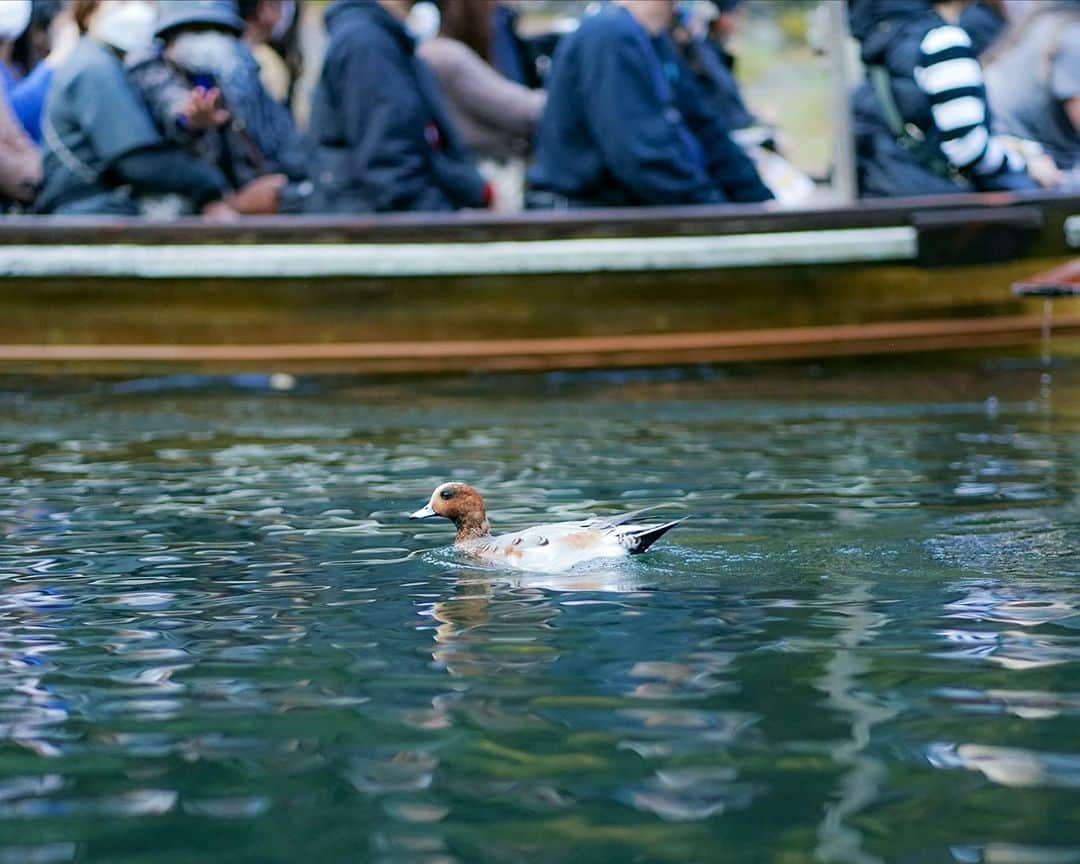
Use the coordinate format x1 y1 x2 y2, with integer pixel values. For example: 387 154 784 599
236 0 261 23
439 0 492 63
71 0 100 33
11 0 66 74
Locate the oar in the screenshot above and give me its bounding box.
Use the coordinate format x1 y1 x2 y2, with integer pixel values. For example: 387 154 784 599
1012 258 1080 298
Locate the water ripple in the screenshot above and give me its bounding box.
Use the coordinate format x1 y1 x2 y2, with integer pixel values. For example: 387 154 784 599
0 366 1076 861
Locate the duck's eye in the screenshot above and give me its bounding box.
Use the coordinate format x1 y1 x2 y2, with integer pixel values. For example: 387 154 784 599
440 489 455 500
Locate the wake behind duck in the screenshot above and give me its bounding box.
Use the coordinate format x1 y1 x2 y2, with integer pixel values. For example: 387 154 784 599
410 482 685 572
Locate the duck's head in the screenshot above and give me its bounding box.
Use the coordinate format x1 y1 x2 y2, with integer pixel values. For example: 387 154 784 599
410 482 491 541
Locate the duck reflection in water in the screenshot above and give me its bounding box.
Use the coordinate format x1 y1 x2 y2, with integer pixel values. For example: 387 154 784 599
424 570 564 681
423 555 654 678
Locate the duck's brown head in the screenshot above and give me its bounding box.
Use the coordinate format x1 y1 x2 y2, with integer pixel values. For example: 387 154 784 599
410 482 491 542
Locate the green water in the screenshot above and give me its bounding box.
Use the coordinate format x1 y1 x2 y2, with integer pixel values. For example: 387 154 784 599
0 361 1078 863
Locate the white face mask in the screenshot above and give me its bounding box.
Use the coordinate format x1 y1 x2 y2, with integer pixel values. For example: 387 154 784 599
168 29 240 76
92 1 155 55
406 1 441 43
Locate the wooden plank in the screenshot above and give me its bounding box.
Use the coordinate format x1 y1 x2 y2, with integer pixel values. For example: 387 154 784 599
2 313 1077 373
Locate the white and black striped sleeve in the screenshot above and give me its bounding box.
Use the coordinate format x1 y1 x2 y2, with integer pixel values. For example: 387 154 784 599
913 25 1022 177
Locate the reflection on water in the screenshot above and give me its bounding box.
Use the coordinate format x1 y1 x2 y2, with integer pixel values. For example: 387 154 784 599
0 361 1077 862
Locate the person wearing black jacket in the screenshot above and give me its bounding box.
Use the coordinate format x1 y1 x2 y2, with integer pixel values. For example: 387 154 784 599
526 0 772 208
307 0 490 213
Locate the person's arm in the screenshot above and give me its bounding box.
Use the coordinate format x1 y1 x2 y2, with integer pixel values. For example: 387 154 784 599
9 62 53 143
0 91 41 203
666 39 771 203
579 23 721 206
412 54 490 209
421 39 545 140
126 58 211 146
109 146 229 208
914 24 1030 185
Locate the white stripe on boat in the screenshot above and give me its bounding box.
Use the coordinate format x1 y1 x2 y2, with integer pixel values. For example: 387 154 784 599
0 227 917 279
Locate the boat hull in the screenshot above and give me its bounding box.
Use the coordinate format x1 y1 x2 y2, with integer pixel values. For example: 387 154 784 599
2 191 1079 373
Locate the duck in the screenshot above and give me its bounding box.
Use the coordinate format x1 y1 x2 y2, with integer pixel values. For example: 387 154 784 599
410 482 685 572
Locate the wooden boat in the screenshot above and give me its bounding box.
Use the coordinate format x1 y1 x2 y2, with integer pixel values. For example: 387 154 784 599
2 188 1079 374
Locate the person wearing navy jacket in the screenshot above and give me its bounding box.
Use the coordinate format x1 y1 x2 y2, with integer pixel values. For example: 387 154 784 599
526 0 772 208
849 0 1038 197
308 0 489 213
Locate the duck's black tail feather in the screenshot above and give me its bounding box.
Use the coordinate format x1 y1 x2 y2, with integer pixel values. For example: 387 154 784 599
625 518 687 554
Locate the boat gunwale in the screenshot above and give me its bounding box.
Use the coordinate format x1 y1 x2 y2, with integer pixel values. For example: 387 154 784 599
1 189 1077 245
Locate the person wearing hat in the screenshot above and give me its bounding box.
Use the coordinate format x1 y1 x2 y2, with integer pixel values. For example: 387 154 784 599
306 0 489 212
35 0 275 216
848 0 1043 197
126 0 307 211
526 0 772 208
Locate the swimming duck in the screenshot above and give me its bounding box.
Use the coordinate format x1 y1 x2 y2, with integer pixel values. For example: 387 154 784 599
410 482 685 572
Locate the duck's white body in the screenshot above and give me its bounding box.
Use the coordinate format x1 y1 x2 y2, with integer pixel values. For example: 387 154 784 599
462 515 680 572
411 483 684 573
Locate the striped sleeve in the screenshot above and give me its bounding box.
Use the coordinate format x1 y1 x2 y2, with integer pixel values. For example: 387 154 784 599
913 25 1019 177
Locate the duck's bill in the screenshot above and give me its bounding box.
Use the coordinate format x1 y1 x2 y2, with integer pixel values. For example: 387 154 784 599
410 503 436 519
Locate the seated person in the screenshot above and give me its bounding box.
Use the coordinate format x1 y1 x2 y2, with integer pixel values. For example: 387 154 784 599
848 0 1040 198
307 0 489 213
672 0 813 203
676 1 759 139
35 0 275 217
416 0 545 163
127 0 307 208
984 1 1080 176
527 0 773 208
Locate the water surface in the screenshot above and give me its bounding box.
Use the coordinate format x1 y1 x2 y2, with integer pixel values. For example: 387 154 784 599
0 360 1078 863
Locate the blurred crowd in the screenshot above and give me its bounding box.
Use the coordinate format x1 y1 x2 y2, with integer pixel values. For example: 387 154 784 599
0 0 1077 219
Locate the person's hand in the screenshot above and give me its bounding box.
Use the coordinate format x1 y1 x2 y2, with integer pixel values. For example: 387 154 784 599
1027 152 1063 189
202 199 240 222
226 174 286 215
179 87 230 131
